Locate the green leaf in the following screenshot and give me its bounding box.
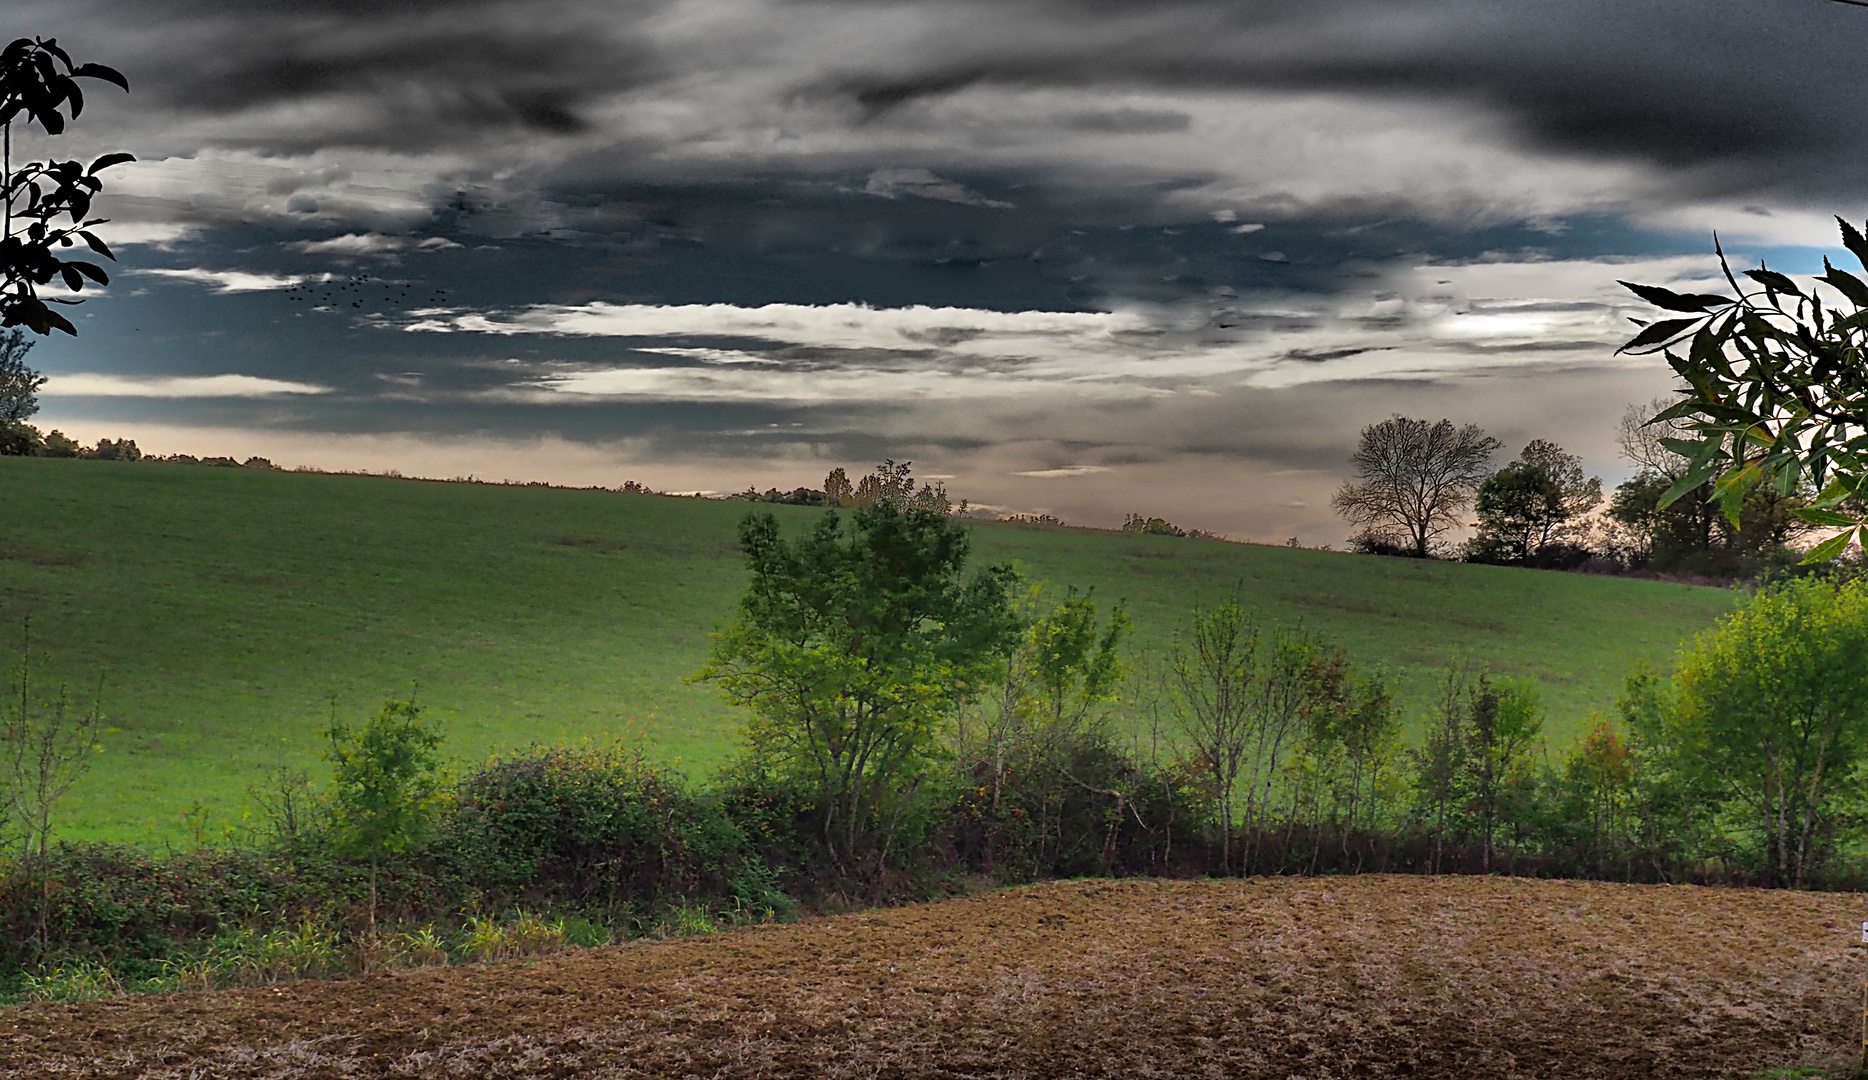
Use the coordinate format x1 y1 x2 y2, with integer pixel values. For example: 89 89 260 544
1657 436 1712 460
1647 398 1703 425
1617 280 1732 313
1815 478 1856 507
1715 476 1747 527
1620 317 1699 353
1800 528 1857 565
1659 462 1721 508
1793 506 1860 527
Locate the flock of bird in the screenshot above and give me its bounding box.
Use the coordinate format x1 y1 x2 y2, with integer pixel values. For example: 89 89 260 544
282 274 448 311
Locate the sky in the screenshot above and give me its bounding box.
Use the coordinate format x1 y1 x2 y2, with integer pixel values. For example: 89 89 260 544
12 0 1868 543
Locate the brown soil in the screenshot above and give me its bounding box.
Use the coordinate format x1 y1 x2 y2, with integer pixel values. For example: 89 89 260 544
1 875 1863 1079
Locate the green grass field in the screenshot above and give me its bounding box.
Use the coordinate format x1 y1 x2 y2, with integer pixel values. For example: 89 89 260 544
0 458 1737 844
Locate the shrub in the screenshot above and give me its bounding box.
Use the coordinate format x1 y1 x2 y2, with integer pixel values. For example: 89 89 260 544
1669 577 1868 886
1122 514 1185 537
440 745 765 918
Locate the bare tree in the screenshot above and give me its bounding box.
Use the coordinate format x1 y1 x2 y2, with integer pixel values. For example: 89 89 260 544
5 620 103 944
1168 600 1257 873
1332 416 1501 557
1616 398 1691 479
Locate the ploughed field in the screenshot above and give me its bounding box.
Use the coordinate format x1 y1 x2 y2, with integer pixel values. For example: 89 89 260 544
1 875 1858 1079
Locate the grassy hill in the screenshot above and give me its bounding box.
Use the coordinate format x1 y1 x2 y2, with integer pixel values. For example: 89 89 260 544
0 458 1736 844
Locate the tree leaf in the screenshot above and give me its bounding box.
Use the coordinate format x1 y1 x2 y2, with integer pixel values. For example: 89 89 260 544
1659 462 1722 508
1658 436 1713 460
1647 398 1703 425
1620 317 1700 353
70 62 128 92
85 152 134 175
1793 506 1858 527
1839 217 1868 273
1820 258 1868 309
76 230 115 260
1800 528 1857 565
1745 267 1804 296
1617 280 1732 313
1814 478 1856 507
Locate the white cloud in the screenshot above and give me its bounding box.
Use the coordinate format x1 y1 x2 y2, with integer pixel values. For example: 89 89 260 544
1014 464 1111 477
92 221 197 248
285 233 463 255
406 301 1149 353
862 167 1013 208
397 255 1711 405
43 373 333 398
133 268 303 293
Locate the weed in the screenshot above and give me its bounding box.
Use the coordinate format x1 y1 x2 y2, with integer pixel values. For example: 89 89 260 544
656 902 718 938
21 959 120 1002
460 911 566 963
393 924 449 967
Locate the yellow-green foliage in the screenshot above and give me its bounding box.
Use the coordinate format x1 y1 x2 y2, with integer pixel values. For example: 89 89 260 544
20 959 120 1002
393 925 449 967
1669 576 1868 885
460 911 566 963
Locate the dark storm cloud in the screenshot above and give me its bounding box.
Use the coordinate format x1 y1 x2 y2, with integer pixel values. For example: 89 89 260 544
24 0 666 151
810 0 1865 190
30 0 1868 202
18 0 1827 539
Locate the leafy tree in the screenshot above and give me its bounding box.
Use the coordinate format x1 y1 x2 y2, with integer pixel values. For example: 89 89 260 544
1166 601 1336 873
1466 439 1601 566
1287 661 1402 870
1411 665 1541 872
1 38 133 336
1614 219 1868 562
324 697 447 931
1667 577 1868 886
1602 400 1808 575
1333 415 1501 557
822 467 853 507
964 585 1130 813
0 326 41 455
38 429 76 458
1122 514 1186 537
1460 676 1542 873
698 496 1020 875
0 328 40 422
1550 715 1637 875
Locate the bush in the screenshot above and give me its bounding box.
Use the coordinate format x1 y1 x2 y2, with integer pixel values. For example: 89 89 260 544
1122 514 1185 537
439 745 777 919
942 731 1209 881
1669 577 1868 886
